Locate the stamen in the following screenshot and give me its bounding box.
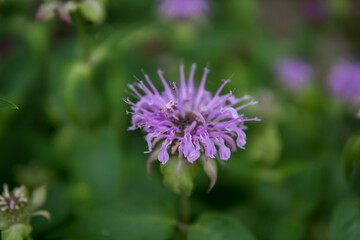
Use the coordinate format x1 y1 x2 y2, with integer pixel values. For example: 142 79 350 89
236 100 259 111
180 63 187 99
207 93 233 121
142 70 161 97
194 67 210 108
137 81 155 97
158 69 175 100
188 63 197 97
208 79 231 106
128 83 142 98
214 116 261 129
122 98 153 115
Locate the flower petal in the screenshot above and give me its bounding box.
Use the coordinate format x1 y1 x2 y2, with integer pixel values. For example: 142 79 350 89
158 138 173 164
217 137 231 160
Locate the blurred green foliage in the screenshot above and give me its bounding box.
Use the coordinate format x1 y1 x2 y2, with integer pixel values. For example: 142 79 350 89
0 0 360 239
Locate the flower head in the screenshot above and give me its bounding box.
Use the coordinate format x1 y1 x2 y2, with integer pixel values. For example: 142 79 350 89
35 0 104 24
303 0 328 22
329 60 360 103
159 0 209 20
125 63 260 165
0 184 50 231
0 184 30 228
275 58 312 91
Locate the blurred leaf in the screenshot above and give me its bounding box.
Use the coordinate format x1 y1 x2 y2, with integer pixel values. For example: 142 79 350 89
189 212 257 240
250 124 282 165
67 182 92 205
31 184 70 233
0 98 18 110
160 157 200 196
328 0 350 19
343 135 360 182
228 0 259 29
69 198 177 240
30 185 47 210
284 162 325 216
1 224 32 240
79 0 105 24
63 61 92 124
68 126 122 202
15 165 52 189
272 217 305 240
330 197 360 240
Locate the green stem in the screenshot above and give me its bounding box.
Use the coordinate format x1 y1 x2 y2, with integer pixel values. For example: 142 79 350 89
74 11 94 129
180 195 190 240
75 11 89 61
182 195 190 223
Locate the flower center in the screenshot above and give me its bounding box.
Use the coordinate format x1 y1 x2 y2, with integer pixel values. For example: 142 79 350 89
171 112 196 131
0 198 29 225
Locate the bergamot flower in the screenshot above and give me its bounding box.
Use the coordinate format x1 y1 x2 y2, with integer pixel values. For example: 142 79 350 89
159 0 209 20
329 60 360 103
329 60 360 117
124 63 260 194
0 184 50 239
125 63 259 164
275 58 312 91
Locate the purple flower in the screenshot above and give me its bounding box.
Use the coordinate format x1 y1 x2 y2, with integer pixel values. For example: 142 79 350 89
125 63 260 164
0 184 50 230
276 58 313 91
0 184 29 228
303 1 328 22
35 0 104 24
159 0 209 19
0 184 28 212
329 61 360 103
35 1 77 24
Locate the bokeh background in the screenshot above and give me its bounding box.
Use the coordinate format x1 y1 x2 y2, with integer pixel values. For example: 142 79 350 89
0 0 359 239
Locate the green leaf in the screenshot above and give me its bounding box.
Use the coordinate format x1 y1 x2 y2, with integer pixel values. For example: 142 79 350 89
189 212 257 240
2 230 22 240
30 185 47 210
330 197 360 240
343 135 360 182
79 0 105 24
1 224 32 240
328 0 350 18
284 162 325 216
160 157 201 196
0 98 18 110
272 216 305 240
68 126 122 201
68 198 177 240
63 61 92 124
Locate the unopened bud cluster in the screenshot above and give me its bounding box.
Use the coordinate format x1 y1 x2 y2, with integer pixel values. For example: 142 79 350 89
0 185 30 228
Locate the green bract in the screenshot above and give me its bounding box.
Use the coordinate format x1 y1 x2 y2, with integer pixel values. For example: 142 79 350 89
159 156 219 196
